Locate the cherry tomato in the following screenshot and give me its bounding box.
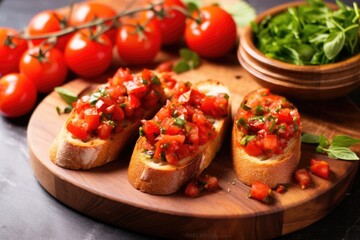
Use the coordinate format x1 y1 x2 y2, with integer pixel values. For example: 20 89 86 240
116 19 161 65
0 73 37 117
27 10 70 50
185 6 237 58
142 0 186 45
20 46 68 93
0 28 28 76
65 29 113 78
69 2 117 44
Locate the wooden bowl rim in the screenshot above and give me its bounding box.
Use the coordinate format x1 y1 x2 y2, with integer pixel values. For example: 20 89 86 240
240 1 360 73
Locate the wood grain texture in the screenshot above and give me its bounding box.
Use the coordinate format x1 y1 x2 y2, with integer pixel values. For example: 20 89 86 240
27 57 360 239
26 0 360 239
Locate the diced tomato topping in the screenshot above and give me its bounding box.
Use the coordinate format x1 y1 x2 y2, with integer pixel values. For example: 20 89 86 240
236 88 301 158
141 120 160 144
83 108 100 131
263 134 279 155
276 184 287 194
97 122 114 140
66 120 88 141
277 108 293 123
201 94 229 117
66 68 167 141
245 140 263 157
248 181 272 203
294 168 312 189
309 159 330 179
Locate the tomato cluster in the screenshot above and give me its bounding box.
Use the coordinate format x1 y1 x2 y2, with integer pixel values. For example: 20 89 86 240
0 0 237 118
235 88 301 158
141 81 229 165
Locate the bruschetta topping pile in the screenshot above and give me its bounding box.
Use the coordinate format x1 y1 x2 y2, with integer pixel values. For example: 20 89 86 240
235 88 301 158
66 68 171 141
139 81 229 165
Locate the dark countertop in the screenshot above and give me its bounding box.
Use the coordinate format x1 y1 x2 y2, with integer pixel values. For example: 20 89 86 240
1 0 359 239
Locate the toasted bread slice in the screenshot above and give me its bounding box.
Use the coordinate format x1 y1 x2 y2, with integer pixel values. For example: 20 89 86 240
232 88 302 188
128 80 231 195
50 69 173 170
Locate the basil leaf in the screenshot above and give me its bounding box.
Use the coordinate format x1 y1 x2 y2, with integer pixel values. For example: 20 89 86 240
330 135 360 148
179 48 194 61
301 133 320 144
318 135 329 148
324 32 345 60
54 87 78 106
173 61 190 74
325 147 359 160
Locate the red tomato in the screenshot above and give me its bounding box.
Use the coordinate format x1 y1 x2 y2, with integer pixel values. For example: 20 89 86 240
116 19 161 65
27 10 70 50
67 120 88 141
0 73 37 117
245 140 262 157
65 29 113 78
185 181 200 198
309 159 330 179
69 2 117 44
142 0 186 45
277 108 293 123
248 181 272 203
185 6 237 58
263 134 279 155
97 122 114 140
294 168 312 189
19 46 68 93
84 108 100 131
156 60 174 73
0 28 28 76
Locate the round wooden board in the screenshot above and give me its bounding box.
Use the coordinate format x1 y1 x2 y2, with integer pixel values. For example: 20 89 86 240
27 61 360 239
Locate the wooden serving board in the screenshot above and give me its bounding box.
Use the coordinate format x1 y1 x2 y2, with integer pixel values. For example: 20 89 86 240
27 50 360 239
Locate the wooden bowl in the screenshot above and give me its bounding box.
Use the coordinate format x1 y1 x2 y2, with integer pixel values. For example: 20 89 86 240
238 1 360 100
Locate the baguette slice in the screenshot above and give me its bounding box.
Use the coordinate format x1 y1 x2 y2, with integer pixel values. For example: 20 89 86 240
232 88 302 188
50 69 173 170
128 80 231 195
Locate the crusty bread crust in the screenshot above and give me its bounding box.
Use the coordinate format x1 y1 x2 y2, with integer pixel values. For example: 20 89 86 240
232 126 301 188
128 80 231 195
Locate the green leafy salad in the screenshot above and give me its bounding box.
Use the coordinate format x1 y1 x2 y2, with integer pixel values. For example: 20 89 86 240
252 0 360 65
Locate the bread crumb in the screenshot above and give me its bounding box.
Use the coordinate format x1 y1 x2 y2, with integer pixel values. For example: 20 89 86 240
227 188 231 193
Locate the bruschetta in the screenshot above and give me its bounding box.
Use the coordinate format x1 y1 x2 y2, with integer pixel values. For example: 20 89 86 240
232 88 302 188
50 68 177 170
128 80 231 195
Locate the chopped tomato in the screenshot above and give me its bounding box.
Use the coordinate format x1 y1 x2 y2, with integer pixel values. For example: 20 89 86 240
309 159 330 179
97 122 114 140
128 93 141 109
236 88 301 158
201 94 229 117
84 108 100 131
67 120 88 141
185 181 200 198
156 60 174 73
248 181 272 203
141 120 160 143
277 108 293 123
275 184 288 194
263 134 279 156
185 175 219 198
188 89 205 108
245 140 263 157
294 168 312 189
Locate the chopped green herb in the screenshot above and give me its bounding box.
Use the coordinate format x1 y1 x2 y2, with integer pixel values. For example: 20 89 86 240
151 75 161 85
240 135 255 145
174 116 186 127
236 117 248 129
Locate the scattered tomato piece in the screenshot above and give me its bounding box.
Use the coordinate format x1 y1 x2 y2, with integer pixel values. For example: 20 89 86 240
276 184 288 194
248 181 272 203
185 175 220 198
310 158 330 179
294 168 312 189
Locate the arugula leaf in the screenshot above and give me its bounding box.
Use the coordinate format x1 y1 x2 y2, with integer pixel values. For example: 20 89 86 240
324 32 345 60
